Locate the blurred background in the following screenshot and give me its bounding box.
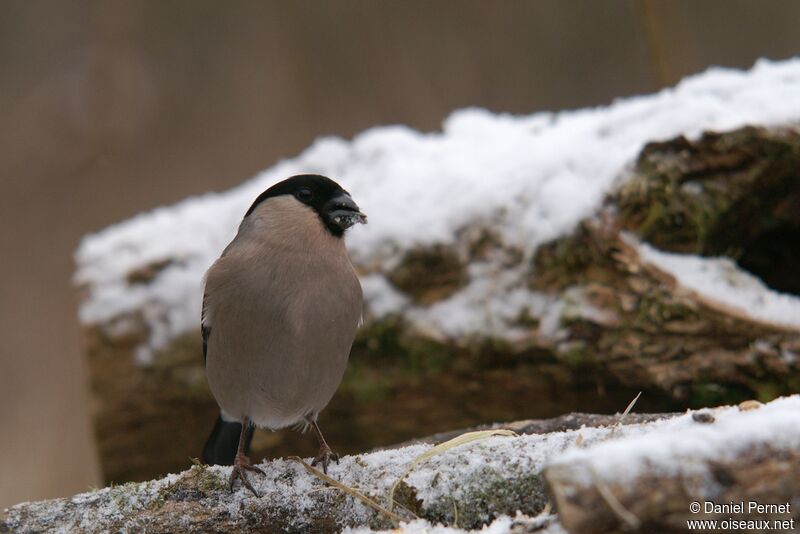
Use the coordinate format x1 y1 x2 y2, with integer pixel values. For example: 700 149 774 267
2 0 800 510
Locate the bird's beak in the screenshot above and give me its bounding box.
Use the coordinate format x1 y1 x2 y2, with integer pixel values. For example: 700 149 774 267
327 193 367 230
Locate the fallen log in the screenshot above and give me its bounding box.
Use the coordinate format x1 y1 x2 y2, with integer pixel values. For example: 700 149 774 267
387 411 677 449
74 62 800 484
4 397 798 533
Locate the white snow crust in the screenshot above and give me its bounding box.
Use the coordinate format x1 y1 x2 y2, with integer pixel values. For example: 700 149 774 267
74 59 800 363
550 395 800 487
632 236 800 330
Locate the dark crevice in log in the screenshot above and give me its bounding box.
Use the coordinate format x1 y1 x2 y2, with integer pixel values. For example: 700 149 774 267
736 225 800 296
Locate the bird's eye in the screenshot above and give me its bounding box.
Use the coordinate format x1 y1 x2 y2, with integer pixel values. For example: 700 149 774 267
296 188 313 201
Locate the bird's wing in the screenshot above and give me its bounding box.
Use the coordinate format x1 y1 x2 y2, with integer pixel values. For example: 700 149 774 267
202 241 239 365
201 290 210 365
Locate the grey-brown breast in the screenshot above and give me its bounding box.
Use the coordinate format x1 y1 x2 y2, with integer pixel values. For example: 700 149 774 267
203 196 362 429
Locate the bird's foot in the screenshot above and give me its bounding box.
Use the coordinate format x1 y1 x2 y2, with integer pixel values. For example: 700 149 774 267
229 452 265 497
311 444 339 474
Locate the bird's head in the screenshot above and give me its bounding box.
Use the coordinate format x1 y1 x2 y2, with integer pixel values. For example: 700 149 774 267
245 174 367 237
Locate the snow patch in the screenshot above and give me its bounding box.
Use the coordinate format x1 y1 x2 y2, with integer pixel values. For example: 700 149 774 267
631 236 800 330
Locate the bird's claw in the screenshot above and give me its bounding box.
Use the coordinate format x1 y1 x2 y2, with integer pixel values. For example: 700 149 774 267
311 445 339 474
229 453 264 497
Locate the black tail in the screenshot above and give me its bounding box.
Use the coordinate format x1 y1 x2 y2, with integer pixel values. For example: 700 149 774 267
202 414 255 465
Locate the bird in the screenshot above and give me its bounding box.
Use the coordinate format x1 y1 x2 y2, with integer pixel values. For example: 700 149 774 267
200 174 366 496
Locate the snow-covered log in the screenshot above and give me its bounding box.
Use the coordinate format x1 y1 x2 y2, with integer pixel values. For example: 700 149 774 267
74 59 800 483
3 411 649 533
3 397 798 533
546 397 800 533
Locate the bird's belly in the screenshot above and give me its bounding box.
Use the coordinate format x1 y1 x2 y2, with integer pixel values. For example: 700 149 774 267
205 281 358 429
207 338 351 429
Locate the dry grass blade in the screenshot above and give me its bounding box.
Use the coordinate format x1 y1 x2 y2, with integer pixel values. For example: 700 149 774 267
289 456 406 525
619 391 642 423
612 391 642 436
388 429 517 512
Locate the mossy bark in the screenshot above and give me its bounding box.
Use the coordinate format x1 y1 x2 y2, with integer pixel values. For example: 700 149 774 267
531 127 800 405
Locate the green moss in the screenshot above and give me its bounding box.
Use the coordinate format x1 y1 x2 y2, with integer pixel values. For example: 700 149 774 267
753 382 784 403
619 127 800 258
633 293 698 330
150 479 179 510
355 315 406 357
192 464 227 494
688 383 752 408
388 244 468 304
400 335 454 374
108 480 149 511
787 374 800 393
147 464 226 510
422 469 548 528
341 365 393 403
555 340 591 368
353 316 456 375
532 225 602 289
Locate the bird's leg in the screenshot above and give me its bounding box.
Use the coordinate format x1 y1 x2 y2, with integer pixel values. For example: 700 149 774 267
229 417 264 497
310 420 339 474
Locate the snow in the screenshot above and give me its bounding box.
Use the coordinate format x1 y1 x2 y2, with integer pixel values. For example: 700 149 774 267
550 395 800 488
631 235 800 330
74 58 800 363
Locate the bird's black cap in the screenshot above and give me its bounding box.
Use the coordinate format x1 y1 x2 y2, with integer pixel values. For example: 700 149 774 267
245 174 366 237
